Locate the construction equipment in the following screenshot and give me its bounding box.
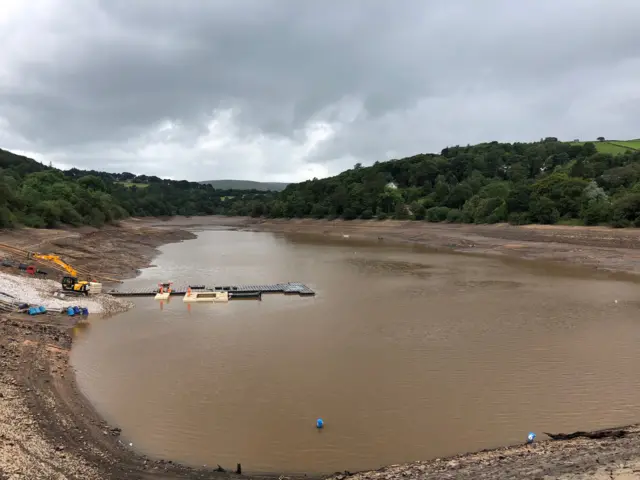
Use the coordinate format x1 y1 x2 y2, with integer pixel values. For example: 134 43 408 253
28 253 95 295
0 243 122 295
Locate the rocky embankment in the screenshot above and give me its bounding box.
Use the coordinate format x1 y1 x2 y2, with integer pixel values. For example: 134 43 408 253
326 428 640 479
0 270 132 315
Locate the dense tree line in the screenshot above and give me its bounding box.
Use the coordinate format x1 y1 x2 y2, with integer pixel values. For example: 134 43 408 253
2 138 640 230
0 148 268 228
231 139 640 228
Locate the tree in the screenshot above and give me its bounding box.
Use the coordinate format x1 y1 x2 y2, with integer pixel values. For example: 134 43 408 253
610 194 640 227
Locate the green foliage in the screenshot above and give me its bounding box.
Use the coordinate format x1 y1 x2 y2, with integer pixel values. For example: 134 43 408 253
426 206 450 222
3 137 640 230
0 148 272 230
610 193 640 227
217 139 640 228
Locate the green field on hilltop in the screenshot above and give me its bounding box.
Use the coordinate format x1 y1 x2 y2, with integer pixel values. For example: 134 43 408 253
116 181 150 188
200 179 289 191
613 139 640 149
569 139 640 155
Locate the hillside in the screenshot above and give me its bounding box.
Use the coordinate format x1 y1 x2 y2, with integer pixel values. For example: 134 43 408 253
200 179 289 191
0 148 269 229
3 138 640 230
232 138 640 228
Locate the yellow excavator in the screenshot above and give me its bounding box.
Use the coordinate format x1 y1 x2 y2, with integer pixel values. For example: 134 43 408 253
27 253 94 295
0 243 121 295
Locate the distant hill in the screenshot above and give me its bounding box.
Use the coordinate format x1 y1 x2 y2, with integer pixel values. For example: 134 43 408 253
200 179 289 191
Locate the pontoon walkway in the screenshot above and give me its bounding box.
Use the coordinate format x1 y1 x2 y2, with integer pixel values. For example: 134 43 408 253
107 282 315 297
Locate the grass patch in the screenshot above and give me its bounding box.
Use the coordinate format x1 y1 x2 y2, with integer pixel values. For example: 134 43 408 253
200 179 289 191
609 140 640 150
116 181 149 188
569 140 638 155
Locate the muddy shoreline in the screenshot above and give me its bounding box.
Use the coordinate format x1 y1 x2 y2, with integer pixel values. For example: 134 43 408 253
2 216 640 479
157 216 640 277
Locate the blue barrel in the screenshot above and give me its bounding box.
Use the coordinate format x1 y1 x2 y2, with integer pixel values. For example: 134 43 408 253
73 306 80 315
81 308 89 315
28 307 37 315
67 306 75 316
38 306 47 313
316 418 324 429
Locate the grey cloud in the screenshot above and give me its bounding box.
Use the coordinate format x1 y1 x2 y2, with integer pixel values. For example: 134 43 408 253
1 0 640 179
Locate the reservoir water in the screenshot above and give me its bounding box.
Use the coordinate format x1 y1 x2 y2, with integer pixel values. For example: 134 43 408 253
71 229 640 473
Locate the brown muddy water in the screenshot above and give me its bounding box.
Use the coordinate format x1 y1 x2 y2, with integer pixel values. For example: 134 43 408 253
71 229 640 474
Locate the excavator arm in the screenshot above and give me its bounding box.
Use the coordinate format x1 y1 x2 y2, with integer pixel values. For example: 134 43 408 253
0 242 122 283
27 252 93 295
29 253 78 277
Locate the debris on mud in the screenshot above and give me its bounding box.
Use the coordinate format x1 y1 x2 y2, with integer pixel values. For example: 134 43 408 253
544 428 628 441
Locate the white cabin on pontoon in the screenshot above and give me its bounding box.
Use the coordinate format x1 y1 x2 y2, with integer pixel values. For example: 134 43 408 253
182 290 229 303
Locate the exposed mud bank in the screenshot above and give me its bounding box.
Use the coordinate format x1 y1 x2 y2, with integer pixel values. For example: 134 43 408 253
156 216 640 276
2 217 640 479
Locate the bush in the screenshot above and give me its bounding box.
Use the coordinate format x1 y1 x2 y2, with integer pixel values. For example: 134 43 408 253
508 212 531 225
426 206 450 222
446 209 464 223
360 209 374 219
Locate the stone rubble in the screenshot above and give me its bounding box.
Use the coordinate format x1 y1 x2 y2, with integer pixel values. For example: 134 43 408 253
0 271 132 315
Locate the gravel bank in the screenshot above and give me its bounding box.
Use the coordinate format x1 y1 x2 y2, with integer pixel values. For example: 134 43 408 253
0 271 132 315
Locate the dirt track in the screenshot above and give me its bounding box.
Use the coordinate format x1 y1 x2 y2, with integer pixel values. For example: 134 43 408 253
2 217 640 479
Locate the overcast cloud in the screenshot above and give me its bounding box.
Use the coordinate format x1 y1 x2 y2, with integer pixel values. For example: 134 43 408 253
1 0 639 182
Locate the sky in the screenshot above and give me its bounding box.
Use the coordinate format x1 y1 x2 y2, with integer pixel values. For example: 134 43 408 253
1 0 639 183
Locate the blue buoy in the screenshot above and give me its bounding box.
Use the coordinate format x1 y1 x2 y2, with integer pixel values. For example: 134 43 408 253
527 432 536 444
316 418 324 429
